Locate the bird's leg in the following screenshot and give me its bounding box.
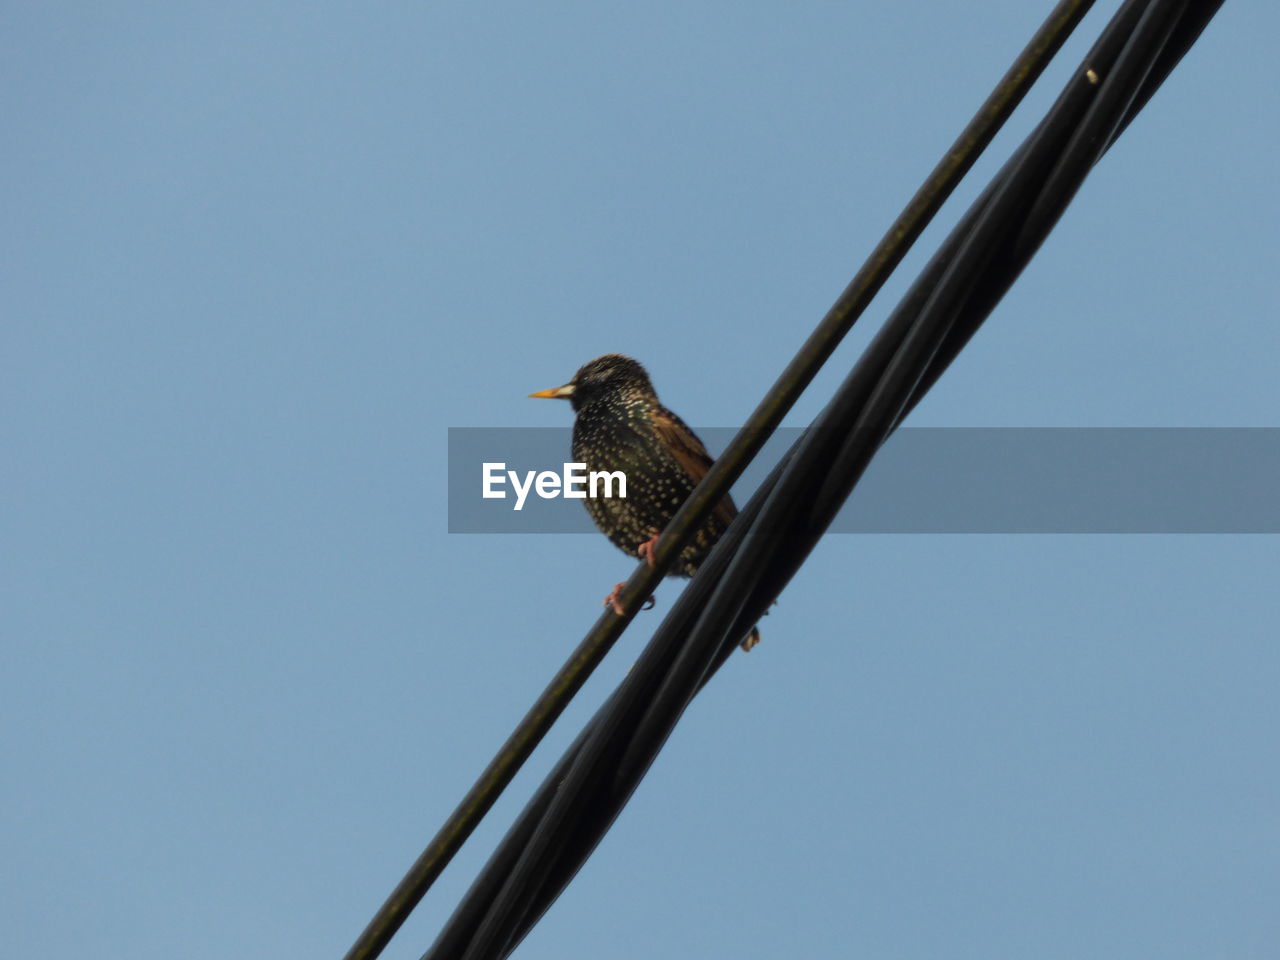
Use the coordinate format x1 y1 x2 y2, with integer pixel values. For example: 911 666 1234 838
603 529 664 614
636 527 662 567
603 582 656 616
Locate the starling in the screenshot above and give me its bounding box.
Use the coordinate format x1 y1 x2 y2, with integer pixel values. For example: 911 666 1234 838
530 354 760 652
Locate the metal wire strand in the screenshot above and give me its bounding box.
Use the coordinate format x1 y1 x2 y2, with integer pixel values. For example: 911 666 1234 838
339 5 1101 960
417 3 1225 958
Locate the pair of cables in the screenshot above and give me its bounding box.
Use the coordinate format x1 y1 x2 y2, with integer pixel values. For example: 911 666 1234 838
345 2 1226 958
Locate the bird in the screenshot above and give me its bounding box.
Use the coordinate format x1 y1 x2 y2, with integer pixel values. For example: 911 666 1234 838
530 354 760 652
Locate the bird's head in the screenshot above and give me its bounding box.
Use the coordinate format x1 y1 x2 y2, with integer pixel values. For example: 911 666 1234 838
529 354 655 412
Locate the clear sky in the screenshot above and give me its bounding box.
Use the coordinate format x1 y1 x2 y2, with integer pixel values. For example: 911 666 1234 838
4 3 1277 958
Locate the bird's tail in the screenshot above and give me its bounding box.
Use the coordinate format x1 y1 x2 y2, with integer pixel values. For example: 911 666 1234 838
739 625 762 653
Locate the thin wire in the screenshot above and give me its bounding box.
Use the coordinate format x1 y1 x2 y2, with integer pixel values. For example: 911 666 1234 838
419 3 1225 957
341 4 1097 959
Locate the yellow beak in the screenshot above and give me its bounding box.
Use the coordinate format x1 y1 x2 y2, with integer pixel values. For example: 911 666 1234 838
528 383 576 399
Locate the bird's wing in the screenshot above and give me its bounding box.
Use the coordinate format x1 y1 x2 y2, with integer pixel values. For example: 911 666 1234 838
649 409 738 528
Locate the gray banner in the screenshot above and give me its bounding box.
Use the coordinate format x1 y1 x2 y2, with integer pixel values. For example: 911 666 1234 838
447 428 1280 533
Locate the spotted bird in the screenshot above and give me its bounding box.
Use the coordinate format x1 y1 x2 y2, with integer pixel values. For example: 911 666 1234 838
530 354 759 651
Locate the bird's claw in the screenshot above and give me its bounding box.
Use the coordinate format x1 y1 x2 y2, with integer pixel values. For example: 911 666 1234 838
636 528 662 567
604 582 656 616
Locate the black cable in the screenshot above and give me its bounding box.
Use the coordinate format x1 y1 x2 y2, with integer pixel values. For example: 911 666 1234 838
902 0 1225 424
418 3 1225 958
340 5 1099 959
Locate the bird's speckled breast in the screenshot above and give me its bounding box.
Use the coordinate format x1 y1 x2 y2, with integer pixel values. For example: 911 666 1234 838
570 396 730 577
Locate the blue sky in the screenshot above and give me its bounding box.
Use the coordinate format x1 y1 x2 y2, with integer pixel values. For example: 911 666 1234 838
3 3 1277 958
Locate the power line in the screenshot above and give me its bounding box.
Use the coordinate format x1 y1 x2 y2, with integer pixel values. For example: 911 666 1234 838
342 2 1225 958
